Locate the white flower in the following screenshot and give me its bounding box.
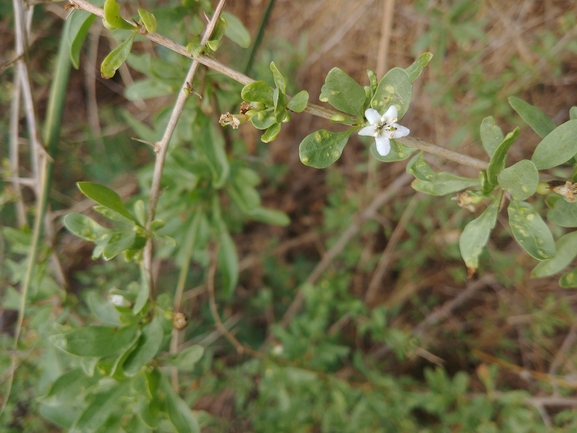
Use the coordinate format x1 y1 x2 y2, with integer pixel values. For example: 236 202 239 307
109 294 126 307
358 106 410 156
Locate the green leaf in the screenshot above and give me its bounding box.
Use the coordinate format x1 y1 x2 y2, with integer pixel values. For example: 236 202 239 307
509 96 556 138
227 178 260 214
486 128 520 188
508 200 556 260
269 62 287 94
162 376 200 433
531 120 577 169
123 315 164 376
480 116 504 157
38 402 78 429
548 199 577 227
570 106 577 120
222 11 250 48
370 139 417 162
250 110 276 130
76 182 138 224
247 206 290 226
44 369 100 403
287 90 309 113
319 67 366 118
63 213 108 242
125 79 174 100
407 152 436 182
532 231 577 277
57 325 139 357
169 345 204 371
411 172 479 196
103 0 135 30
67 10 96 69
86 291 121 326
103 230 136 260
261 122 281 143
100 33 136 79
299 129 354 169
138 8 157 33
133 269 149 315
72 381 131 432
459 192 501 274
560 268 577 288
196 117 229 188
242 81 273 105
371 67 412 118
497 159 539 201
404 52 433 83
217 223 239 298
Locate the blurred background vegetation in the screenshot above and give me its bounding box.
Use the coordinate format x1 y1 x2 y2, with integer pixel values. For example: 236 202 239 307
2 0 577 431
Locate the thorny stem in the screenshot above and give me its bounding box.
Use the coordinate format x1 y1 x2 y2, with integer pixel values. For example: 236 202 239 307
142 0 227 296
68 0 489 172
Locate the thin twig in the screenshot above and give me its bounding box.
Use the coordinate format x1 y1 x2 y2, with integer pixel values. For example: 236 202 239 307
272 172 414 339
303 0 375 69
376 0 395 78
364 193 420 305
169 210 202 389
549 325 577 396
473 349 577 390
68 0 490 171
9 71 26 226
207 244 263 359
373 274 496 359
142 0 227 295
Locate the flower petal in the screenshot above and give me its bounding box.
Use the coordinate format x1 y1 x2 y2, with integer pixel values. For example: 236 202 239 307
364 108 381 125
358 126 376 137
382 105 398 123
375 135 391 156
389 124 410 138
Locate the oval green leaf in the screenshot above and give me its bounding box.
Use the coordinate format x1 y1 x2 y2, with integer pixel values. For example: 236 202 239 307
547 199 577 228
411 172 479 196
242 81 273 105
480 116 504 158
169 345 204 371
287 90 309 113
459 191 502 273
269 62 286 95
103 0 135 30
407 152 436 182
68 10 96 69
509 96 555 139
222 11 250 48
123 315 164 376
532 231 577 278
247 206 290 226
100 33 136 79
299 129 354 169
217 223 239 298
404 52 433 83
138 8 157 33
63 213 108 242
508 200 556 260
486 127 520 188
531 120 577 170
261 122 281 143
60 325 139 357
371 67 412 118
560 268 577 288
497 159 539 201
319 67 366 118
77 182 138 223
